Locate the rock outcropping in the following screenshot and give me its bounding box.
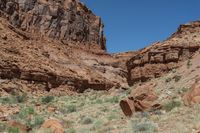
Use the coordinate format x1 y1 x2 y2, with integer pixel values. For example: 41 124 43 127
0 0 106 50
0 0 136 95
127 20 200 85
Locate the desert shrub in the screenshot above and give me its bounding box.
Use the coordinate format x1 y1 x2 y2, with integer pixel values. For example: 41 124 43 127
107 113 118 121
100 106 109 112
81 117 93 125
173 75 182 82
59 104 77 114
15 94 27 103
67 105 77 113
18 106 35 119
66 128 76 133
0 122 7 132
0 97 14 104
92 120 103 130
105 96 119 103
62 120 74 128
41 96 54 104
178 87 190 95
95 99 103 104
172 69 176 73
165 77 172 83
125 88 132 95
187 60 192 68
163 100 182 112
30 115 45 128
0 94 27 104
131 119 158 133
7 127 20 133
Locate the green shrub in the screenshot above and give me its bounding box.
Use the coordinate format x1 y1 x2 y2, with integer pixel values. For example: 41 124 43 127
16 94 27 103
0 122 7 131
187 60 192 68
0 94 27 104
59 104 77 114
31 115 45 128
67 105 77 113
131 120 158 133
163 100 182 112
173 75 182 82
178 87 190 95
107 113 118 121
7 127 20 133
92 120 103 130
0 97 13 104
100 106 109 112
66 128 76 133
95 99 103 104
165 77 172 83
18 106 35 119
105 96 119 103
41 96 54 104
172 69 176 73
81 117 93 125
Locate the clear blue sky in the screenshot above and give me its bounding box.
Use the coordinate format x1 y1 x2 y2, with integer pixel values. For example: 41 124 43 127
81 0 200 53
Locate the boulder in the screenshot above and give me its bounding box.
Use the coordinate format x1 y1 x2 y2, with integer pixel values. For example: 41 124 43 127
41 119 64 133
120 83 162 116
7 120 30 133
183 78 200 105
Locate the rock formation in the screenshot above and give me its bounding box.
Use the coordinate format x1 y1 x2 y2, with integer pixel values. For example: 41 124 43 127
1 0 200 98
183 78 200 106
0 0 106 50
127 20 200 85
0 0 134 95
120 83 161 117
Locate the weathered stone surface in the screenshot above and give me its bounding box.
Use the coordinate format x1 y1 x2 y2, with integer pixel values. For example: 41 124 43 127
120 83 161 116
127 20 200 85
183 78 200 105
0 16 132 95
0 0 106 50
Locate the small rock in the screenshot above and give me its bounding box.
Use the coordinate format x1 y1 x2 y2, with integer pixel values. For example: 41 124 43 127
0 115 8 121
47 107 56 113
41 119 64 133
7 120 30 133
2 34 7 40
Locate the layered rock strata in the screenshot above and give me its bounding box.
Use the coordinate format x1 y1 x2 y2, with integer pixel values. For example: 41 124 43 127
0 0 106 50
127 20 200 85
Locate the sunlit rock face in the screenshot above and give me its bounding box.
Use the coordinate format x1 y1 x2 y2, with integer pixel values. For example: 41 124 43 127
127 20 200 85
0 0 106 50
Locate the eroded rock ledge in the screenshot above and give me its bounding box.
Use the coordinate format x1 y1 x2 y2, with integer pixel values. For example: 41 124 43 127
127 20 200 85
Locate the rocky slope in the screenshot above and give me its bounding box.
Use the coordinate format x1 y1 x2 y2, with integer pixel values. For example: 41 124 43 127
0 0 135 96
1 1 200 96
127 20 200 85
1 1 200 133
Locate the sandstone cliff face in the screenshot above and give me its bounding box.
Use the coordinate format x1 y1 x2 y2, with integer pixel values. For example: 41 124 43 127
0 16 130 95
127 20 200 85
0 0 136 95
0 0 106 50
1 0 200 96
